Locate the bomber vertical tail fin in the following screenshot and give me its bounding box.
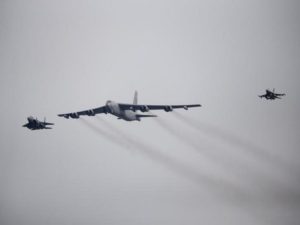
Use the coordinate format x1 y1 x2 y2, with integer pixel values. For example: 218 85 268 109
133 90 138 105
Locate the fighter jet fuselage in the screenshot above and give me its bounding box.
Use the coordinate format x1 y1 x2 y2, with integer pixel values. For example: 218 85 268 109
259 89 285 100
23 116 54 130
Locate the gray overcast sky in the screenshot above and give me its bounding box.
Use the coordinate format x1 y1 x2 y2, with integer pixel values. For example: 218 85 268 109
1 0 300 225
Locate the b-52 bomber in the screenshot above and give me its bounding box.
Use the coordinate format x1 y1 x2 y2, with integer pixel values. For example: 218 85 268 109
259 89 286 100
23 116 54 130
58 91 201 121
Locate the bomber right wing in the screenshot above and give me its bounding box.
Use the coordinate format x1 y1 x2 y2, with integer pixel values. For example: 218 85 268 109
58 106 107 119
119 103 201 112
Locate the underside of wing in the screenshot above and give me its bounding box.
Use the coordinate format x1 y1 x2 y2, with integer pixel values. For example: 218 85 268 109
58 106 107 119
119 103 201 112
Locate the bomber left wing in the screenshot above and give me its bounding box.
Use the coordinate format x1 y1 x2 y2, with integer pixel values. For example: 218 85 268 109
119 103 201 112
58 106 107 119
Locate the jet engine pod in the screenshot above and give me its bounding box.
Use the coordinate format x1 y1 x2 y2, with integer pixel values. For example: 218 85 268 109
140 105 149 112
87 109 95 116
164 105 173 112
63 115 70 119
103 107 108 114
70 112 79 119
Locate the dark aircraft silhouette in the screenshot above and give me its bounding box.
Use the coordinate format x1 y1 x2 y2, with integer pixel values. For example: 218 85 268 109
23 116 54 130
58 91 201 121
259 89 286 100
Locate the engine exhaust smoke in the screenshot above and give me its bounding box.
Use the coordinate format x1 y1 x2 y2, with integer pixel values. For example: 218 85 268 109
93 116 252 202
91 117 285 223
79 118 129 148
152 117 278 186
172 111 300 182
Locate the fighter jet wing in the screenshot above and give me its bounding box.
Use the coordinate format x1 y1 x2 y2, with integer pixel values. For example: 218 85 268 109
119 103 201 112
43 122 54 125
258 94 266 98
275 93 286 96
58 106 107 118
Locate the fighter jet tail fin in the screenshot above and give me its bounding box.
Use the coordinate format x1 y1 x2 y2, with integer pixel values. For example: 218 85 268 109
133 90 138 105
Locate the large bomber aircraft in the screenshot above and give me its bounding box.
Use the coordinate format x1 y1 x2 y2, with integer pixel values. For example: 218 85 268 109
58 91 201 121
259 89 286 100
23 116 54 130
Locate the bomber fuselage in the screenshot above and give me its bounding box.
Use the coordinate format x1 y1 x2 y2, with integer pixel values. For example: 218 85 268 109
106 101 139 121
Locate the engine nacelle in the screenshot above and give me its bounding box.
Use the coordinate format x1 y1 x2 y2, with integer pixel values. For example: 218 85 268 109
140 105 149 112
63 115 70 119
70 112 79 119
103 107 108 114
87 109 95 116
164 106 173 112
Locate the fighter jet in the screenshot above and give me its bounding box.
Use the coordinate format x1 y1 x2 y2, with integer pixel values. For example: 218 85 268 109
58 91 201 121
22 116 54 130
259 89 286 100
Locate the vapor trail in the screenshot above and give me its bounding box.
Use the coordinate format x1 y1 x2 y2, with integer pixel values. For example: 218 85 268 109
92 116 281 224
152 117 279 190
94 116 252 202
79 118 129 148
172 111 300 181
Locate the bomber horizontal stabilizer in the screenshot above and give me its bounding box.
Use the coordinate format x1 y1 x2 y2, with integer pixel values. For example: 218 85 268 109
136 114 157 118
